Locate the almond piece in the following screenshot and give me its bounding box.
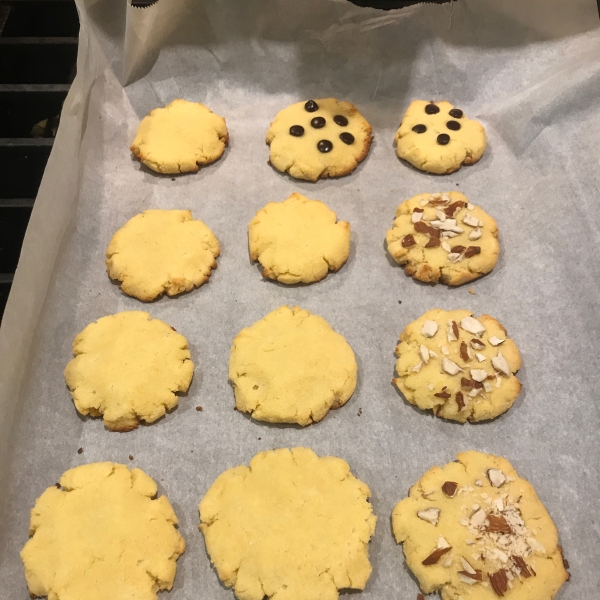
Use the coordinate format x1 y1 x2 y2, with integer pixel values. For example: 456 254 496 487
470 338 485 350
447 321 458 342
460 317 486 336
469 229 482 240
412 362 423 373
489 336 505 346
487 468 506 488
463 212 482 227
455 392 465 411
464 246 481 258
491 352 510 376
460 342 470 362
419 344 430 364
402 234 416 248
470 369 489 382
442 481 458 497
442 358 463 375
421 320 439 338
475 353 486 362
425 237 441 248
422 546 451 566
411 211 423 223
470 508 487 528
489 569 509 597
417 507 440 525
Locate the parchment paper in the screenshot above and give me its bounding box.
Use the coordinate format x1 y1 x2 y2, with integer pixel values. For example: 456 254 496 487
1 0 599 597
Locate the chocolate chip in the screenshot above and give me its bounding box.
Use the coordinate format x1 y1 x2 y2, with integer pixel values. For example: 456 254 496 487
402 234 416 248
311 116 326 129
304 100 319 112
317 140 333 153
77 448 83 454
196 406 203 411
129 455 134 460
412 124 427 133
289 125 304 137
425 103 440 115
449 108 463 118
340 132 354 145
333 115 348 126
447 120 461 131
437 133 450 145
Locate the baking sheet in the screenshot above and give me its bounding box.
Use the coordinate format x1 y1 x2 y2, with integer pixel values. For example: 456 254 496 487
1 0 600 597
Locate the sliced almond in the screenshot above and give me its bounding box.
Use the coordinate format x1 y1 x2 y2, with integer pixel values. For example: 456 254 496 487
484 381 493 393
412 362 423 373
442 241 452 253
442 358 463 375
441 346 450 356
470 369 489 382
470 508 487 528
421 320 439 338
422 546 451 566
491 352 510 376
489 336 505 346
475 353 486 362
417 507 440 525
419 344 430 364
447 320 458 342
411 211 424 223
461 557 476 575
469 228 482 240
435 209 447 221
437 536 451 549
470 338 486 350
460 317 486 337
487 468 506 488
463 213 482 227
447 252 462 263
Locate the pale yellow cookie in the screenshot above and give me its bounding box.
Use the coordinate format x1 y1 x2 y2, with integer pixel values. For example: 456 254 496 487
64 311 194 431
229 305 357 426
392 451 569 600
393 309 522 422
106 209 220 302
249 192 350 284
386 192 499 286
199 447 377 600
266 98 372 181
131 99 228 174
21 462 185 600
395 100 486 174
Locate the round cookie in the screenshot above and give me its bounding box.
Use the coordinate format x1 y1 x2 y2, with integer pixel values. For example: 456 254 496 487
392 451 569 600
106 209 220 301
385 192 499 286
131 99 228 174
21 462 185 600
249 192 351 284
64 311 194 431
393 308 522 423
266 98 373 181
395 100 486 174
199 447 377 600
229 305 357 426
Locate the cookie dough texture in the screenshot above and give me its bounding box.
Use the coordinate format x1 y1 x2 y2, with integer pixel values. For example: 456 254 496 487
199 447 377 600
21 463 185 600
106 209 220 301
64 311 193 431
392 451 569 600
131 99 228 174
249 192 350 284
266 98 372 181
393 308 522 422
229 306 357 425
395 100 486 174
386 192 499 286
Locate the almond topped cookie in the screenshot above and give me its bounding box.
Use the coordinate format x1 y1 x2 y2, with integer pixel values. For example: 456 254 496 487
386 192 499 286
393 309 522 422
392 451 569 600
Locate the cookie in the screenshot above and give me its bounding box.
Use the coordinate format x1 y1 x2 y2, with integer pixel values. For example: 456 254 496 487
199 447 377 600
392 451 569 600
385 192 499 286
249 192 351 284
106 209 220 301
266 98 373 181
229 305 357 426
64 311 194 431
21 462 185 600
131 99 228 174
395 100 486 174
393 309 522 422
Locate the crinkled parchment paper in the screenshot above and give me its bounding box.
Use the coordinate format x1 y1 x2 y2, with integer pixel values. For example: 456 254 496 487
1 0 599 597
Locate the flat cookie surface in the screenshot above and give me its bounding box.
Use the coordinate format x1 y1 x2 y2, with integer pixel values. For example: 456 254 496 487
393 308 522 422
21 462 185 600
392 451 569 600
229 306 357 425
106 209 220 301
386 192 499 286
395 100 486 174
199 447 377 600
249 192 350 284
64 311 194 431
131 99 228 174
266 98 372 181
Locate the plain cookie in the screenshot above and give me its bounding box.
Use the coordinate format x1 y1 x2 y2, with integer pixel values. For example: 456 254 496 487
229 305 357 426
266 98 372 181
64 311 194 431
131 99 228 174
249 192 350 284
392 451 569 600
199 447 377 600
21 463 185 600
386 192 499 286
393 309 522 422
106 209 220 301
395 100 486 174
